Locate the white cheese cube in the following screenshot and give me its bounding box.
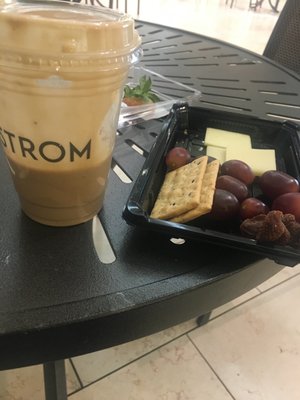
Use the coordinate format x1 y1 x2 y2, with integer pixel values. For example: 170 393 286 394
226 147 276 176
206 145 226 163
204 128 252 148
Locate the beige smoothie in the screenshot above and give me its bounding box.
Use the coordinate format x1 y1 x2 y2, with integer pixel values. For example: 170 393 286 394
0 1 141 226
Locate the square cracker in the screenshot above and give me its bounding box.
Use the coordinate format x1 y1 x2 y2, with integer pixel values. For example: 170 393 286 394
150 156 208 220
170 159 219 223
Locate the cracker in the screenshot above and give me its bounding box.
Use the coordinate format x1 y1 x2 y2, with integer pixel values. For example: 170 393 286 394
150 156 208 220
170 159 219 223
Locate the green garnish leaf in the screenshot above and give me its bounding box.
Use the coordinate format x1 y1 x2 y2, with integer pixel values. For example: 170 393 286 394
123 75 161 103
148 92 161 103
139 76 152 92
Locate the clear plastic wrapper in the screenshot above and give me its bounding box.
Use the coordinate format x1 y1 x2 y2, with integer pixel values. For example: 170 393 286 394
118 66 201 128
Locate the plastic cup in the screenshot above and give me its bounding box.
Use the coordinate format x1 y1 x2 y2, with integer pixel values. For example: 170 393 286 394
0 0 142 226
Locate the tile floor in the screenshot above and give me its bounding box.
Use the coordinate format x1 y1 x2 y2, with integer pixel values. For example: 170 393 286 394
129 0 287 54
2 1 299 399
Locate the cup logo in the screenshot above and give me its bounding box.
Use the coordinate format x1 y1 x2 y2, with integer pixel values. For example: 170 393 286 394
0 127 91 163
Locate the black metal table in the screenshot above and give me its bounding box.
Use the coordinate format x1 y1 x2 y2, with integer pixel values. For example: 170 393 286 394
1 21 300 399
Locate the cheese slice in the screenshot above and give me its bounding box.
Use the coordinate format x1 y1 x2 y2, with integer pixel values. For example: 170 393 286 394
206 145 226 164
226 147 276 176
205 128 252 148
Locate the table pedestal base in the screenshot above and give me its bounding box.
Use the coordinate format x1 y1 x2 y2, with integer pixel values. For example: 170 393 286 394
43 360 67 400
196 312 212 327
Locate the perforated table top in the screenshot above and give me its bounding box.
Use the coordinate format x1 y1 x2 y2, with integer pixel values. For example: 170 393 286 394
0 21 299 370
137 21 300 122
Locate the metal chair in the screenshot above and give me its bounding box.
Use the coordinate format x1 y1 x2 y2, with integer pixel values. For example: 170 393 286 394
263 0 300 74
225 0 236 8
116 0 141 15
61 0 113 6
65 0 140 15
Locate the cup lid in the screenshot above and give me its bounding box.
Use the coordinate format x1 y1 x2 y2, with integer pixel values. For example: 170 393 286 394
0 0 142 69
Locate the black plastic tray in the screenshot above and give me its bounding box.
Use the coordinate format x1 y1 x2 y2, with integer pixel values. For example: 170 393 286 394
123 103 300 267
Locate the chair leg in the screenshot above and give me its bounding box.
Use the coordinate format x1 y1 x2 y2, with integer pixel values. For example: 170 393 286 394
43 360 67 400
226 0 236 8
249 0 262 10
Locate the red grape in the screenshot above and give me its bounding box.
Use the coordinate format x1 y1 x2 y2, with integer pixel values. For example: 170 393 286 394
240 197 269 220
210 189 239 220
216 175 249 202
259 170 299 200
220 159 255 185
272 192 300 222
165 147 191 170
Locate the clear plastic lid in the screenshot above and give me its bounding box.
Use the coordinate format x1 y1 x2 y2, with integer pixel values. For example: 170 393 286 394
0 0 142 70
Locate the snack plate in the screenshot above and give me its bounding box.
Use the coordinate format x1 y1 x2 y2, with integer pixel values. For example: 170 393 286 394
118 66 201 128
123 103 300 267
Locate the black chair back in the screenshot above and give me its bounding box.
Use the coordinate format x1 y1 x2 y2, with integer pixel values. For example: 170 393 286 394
263 0 300 74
